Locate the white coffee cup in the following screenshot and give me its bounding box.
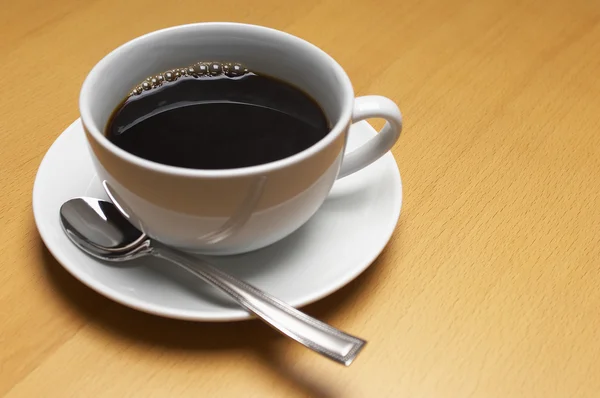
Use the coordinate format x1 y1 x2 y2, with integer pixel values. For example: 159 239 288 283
80 22 402 255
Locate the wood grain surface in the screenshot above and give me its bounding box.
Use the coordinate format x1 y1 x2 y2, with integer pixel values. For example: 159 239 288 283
1 0 600 396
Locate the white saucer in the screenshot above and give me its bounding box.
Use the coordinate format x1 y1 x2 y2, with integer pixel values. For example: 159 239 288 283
33 119 402 321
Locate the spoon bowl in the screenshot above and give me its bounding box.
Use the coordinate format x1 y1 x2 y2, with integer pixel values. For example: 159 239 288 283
60 197 147 254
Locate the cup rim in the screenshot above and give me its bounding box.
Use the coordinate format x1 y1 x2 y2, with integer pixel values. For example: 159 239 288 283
80 22 354 179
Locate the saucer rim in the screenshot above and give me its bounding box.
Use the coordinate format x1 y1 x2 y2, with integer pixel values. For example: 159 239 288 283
33 119 402 321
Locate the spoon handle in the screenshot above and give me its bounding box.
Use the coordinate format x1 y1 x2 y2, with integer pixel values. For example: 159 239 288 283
152 245 366 366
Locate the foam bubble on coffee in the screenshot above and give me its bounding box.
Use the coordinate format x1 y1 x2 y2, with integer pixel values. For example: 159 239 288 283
129 61 250 97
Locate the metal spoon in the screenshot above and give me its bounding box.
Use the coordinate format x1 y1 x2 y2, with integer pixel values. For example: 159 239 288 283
59 197 366 366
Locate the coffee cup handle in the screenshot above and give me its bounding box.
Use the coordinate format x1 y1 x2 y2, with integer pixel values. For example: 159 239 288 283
337 95 402 179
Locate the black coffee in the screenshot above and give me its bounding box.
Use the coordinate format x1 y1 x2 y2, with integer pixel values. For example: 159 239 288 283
105 62 329 169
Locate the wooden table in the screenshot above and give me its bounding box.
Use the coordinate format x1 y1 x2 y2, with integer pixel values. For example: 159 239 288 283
2 0 600 396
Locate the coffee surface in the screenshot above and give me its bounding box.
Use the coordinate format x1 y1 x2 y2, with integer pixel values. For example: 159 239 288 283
105 62 329 170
